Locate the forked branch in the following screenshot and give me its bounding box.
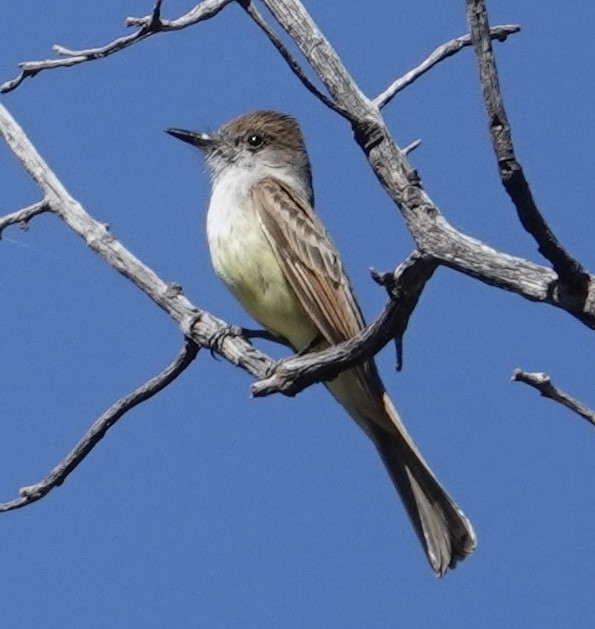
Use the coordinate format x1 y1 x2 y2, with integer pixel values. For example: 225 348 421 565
0 200 50 234
466 0 589 293
0 0 234 93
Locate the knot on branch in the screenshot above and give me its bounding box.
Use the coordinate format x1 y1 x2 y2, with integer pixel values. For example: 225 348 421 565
551 276 591 316
130 0 164 33
352 117 384 153
164 282 183 299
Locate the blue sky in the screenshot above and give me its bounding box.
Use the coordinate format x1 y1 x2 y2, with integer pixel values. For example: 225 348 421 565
1 2 594 627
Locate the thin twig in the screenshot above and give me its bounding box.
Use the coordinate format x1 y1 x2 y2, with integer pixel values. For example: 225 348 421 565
0 339 200 514
512 369 595 428
371 253 438 371
0 0 234 93
0 199 50 235
401 139 422 156
54 0 163 58
239 0 351 120
466 0 588 293
373 24 520 108
251 253 436 397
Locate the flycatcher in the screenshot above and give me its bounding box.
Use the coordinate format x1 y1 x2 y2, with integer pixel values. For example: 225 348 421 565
166 111 476 575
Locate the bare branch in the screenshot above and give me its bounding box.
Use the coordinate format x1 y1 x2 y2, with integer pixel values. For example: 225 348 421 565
0 199 50 235
370 253 437 371
466 0 588 292
512 369 595 428
0 338 200 514
373 24 520 109
251 253 436 397
0 0 234 94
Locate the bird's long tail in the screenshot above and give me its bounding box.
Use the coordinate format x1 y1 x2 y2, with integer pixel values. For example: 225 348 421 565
328 371 476 576
371 394 476 575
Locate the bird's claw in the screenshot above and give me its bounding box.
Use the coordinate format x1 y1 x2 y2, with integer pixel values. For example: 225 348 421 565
208 324 245 359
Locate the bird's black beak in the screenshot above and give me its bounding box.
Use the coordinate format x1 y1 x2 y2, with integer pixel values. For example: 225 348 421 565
165 128 213 150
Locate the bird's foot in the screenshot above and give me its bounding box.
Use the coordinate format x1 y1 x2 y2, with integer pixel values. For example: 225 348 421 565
208 325 291 358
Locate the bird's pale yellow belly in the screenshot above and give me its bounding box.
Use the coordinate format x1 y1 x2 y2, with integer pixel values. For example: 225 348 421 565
207 195 317 351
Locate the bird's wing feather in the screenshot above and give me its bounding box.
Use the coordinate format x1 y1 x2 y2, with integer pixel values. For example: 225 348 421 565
251 177 365 346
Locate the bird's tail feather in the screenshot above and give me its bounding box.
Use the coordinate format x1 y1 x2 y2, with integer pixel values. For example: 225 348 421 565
370 394 476 576
327 369 476 575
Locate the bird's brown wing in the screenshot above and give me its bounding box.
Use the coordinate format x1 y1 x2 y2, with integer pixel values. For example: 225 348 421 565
251 176 366 347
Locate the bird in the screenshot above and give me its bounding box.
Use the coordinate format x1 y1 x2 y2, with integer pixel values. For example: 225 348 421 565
166 110 476 575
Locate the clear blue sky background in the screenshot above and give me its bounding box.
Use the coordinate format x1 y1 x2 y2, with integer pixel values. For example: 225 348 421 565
1 2 593 627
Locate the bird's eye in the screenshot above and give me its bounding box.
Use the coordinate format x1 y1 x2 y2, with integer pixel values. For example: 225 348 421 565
247 134 265 149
